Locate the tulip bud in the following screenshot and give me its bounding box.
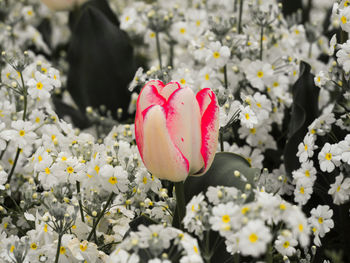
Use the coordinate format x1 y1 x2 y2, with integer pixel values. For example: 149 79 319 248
40 0 88 11
135 80 219 182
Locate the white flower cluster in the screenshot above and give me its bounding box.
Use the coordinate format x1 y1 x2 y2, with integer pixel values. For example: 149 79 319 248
184 186 316 258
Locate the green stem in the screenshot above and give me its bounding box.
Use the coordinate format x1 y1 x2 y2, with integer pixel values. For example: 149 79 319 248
6 70 28 184
259 25 264 60
234 253 240 263
76 182 85 223
155 31 163 70
54 234 63 263
174 181 186 230
223 65 228 89
87 192 115 241
265 243 273 263
168 41 174 68
219 130 224 152
238 0 244 34
6 148 20 184
308 42 313 59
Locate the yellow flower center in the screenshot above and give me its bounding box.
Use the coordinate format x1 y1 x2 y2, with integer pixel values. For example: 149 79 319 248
257 71 264 78
205 74 210 80
318 217 324 224
80 243 88 252
67 166 74 174
298 224 303 232
245 113 250 120
222 215 230 223
60 246 66 254
193 245 199 254
241 207 249 214
300 187 305 194
180 28 186 34
250 128 256 134
304 144 308 151
249 233 258 243
109 176 117 185
342 16 347 24
19 130 25 136
305 170 310 177
94 165 99 174
36 82 43 90
283 241 290 248
125 16 130 21
280 204 286 210
273 82 279 87
213 51 220 59
143 177 147 184
45 167 50 174
180 78 186 85
337 186 341 192
30 243 37 250
325 153 332 160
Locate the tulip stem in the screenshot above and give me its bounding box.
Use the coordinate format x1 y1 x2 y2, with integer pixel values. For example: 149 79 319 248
219 130 224 152
174 181 186 230
238 0 244 34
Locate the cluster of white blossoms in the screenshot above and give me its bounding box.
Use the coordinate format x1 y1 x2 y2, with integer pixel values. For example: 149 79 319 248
0 0 349 262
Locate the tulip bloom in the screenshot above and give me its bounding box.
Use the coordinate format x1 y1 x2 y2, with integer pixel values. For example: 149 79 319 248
40 0 88 11
135 80 219 182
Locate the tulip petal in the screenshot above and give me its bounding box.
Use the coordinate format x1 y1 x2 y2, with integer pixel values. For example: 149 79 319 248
159 82 181 100
165 87 204 174
142 105 189 182
135 81 166 160
195 88 219 175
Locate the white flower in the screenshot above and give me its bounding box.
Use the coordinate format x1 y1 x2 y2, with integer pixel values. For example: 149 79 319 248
244 60 273 91
239 105 258 129
209 202 241 237
238 220 272 257
294 179 313 206
297 134 317 163
274 230 298 256
336 40 350 73
309 205 334 237
328 34 337 56
314 71 328 88
339 6 350 32
205 41 230 68
0 120 37 149
318 143 341 173
99 165 129 194
27 71 53 100
328 174 350 205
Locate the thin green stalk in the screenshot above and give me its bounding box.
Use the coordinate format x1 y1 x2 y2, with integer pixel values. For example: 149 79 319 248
155 31 163 70
54 234 63 263
6 148 20 184
6 70 28 184
87 192 115 241
223 65 228 89
238 0 244 34
308 42 313 59
265 243 273 263
76 182 85 223
174 182 185 230
259 25 264 60
168 41 174 68
234 253 240 263
219 130 224 152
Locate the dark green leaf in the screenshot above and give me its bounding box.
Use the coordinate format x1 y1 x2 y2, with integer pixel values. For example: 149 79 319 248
284 61 320 177
184 152 259 203
67 0 135 121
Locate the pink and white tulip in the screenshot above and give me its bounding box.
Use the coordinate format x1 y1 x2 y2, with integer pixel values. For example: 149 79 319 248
135 80 219 182
40 0 88 11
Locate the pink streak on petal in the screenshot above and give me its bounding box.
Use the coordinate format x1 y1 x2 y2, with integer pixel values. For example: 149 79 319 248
135 82 166 161
194 89 219 176
196 88 213 117
164 87 203 174
159 82 181 100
